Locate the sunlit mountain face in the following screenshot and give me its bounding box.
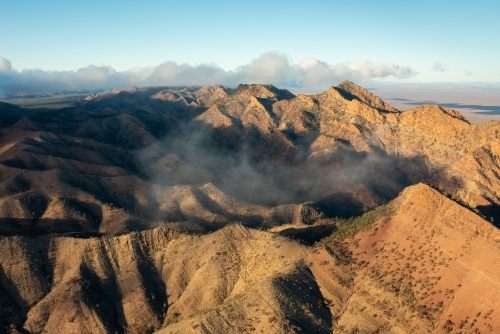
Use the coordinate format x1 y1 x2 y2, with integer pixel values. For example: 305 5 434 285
1 82 500 333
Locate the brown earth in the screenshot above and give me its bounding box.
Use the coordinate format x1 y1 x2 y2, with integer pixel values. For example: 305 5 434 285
1 184 500 333
1 82 500 333
1 81 500 234
321 183 500 333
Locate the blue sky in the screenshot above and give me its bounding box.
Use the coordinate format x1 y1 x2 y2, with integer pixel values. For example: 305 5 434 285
0 0 499 94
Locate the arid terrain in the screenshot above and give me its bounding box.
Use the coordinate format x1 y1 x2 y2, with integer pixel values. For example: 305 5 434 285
1 81 500 333
367 83 500 125
290 83 500 125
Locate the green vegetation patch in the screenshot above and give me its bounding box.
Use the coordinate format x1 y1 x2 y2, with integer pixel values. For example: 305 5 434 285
319 203 393 244
331 204 393 240
315 203 394 268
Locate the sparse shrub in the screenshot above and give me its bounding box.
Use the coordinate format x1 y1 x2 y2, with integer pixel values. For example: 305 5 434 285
442 319 454 332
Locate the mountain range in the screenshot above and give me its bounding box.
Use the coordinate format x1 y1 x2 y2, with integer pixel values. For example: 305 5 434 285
1 81 500 333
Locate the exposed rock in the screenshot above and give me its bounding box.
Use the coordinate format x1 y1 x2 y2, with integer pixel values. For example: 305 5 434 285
337 80 399 113
1 82 500 333
331 183 500 333
1 185 499 333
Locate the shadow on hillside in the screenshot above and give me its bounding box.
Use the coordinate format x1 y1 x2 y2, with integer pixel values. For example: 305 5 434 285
314 147 467 219
273 266 333 333
277 224 336 246
0 218 101 237
476 205 500 228
0 265 28 331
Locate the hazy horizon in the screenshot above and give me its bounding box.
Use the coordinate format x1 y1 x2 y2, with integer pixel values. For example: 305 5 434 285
1 1 499 89
1 0 499 122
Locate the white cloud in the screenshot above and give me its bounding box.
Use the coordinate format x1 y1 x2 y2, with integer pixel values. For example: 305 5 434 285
0 56 12 72
295 59 418 86
464 70 473 76
431 62 449 72
0 66 127 94
229 52 296 85
0 53 419 95
144 61 227 87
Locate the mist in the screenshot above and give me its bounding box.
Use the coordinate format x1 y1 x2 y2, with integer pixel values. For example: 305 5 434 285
141 106 419 219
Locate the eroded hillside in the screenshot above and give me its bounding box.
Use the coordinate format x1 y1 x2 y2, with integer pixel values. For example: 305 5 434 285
1 82 500 333
2 81 500 236
1 184 500 333
319 184 500 333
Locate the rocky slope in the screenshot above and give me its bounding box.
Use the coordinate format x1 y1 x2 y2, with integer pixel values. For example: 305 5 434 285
0 225 330 333
320 183 500 333
2 81 500 235
1 184 500 333
2 82 500 333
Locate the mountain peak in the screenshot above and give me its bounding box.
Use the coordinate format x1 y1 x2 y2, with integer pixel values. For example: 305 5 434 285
193 86 230 105
402 104 470 124
234 84 295 101
337 80 358 89
336 80 399 113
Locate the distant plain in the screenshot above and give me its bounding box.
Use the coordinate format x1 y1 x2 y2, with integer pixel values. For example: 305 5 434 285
291 83 500 124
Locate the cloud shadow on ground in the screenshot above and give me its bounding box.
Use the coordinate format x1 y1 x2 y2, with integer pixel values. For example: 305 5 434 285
387 98 500 115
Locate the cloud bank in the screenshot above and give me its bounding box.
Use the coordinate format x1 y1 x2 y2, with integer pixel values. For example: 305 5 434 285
0 53 418 96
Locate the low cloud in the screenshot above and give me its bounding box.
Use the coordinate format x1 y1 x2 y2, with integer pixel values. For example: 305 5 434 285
431 62 449 72
0 56 12 72
0 53 419 96
297 59 417 86
464 70 473 76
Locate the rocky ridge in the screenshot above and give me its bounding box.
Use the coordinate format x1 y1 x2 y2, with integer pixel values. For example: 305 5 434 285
1 81 500 236
1 184 500 333
1 81 500 333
